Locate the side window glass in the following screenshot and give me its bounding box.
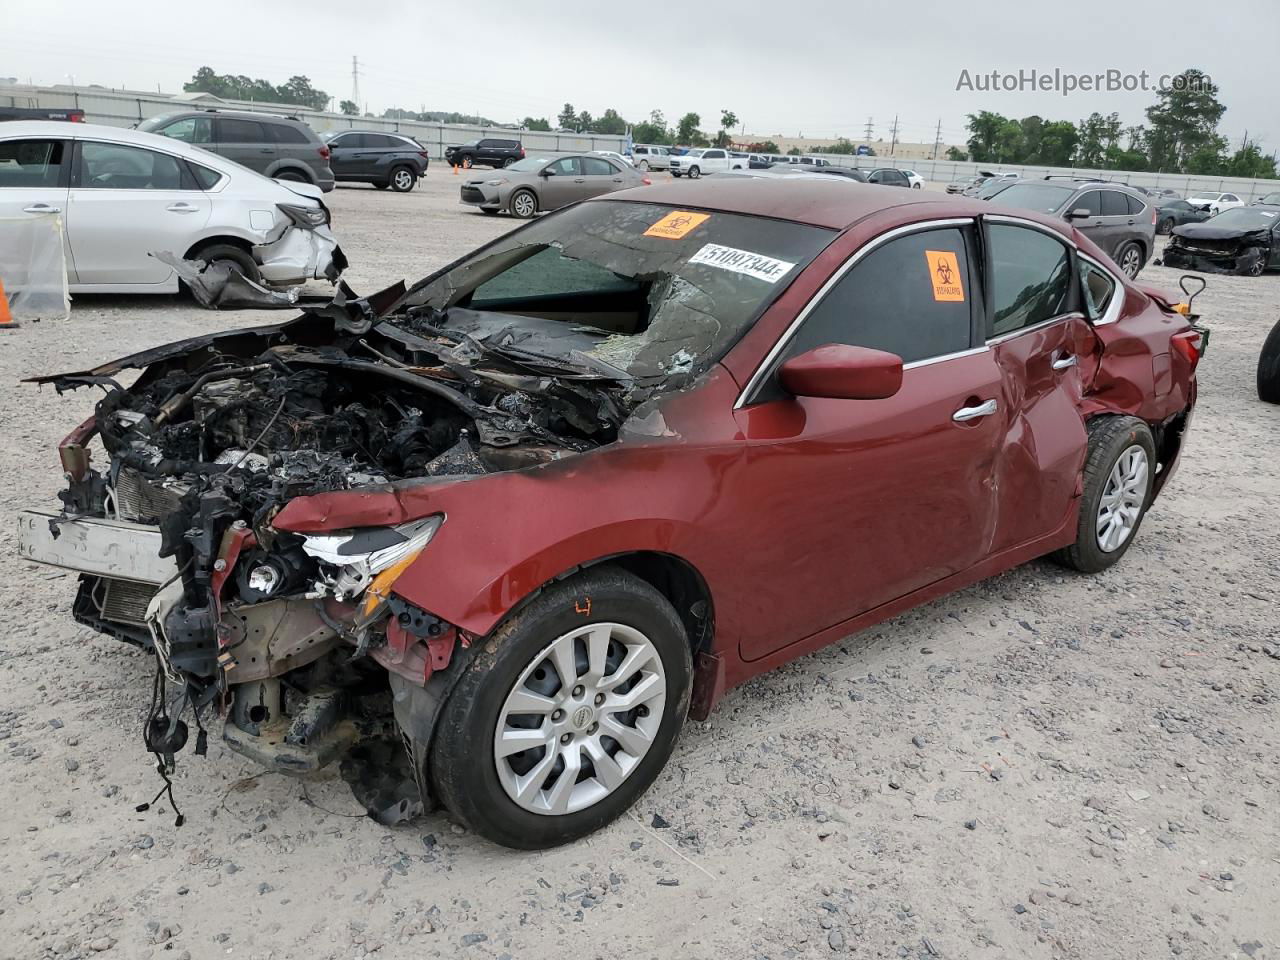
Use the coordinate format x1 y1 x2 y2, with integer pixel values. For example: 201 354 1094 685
1079 261 1117 321
988 224 1073 337
1124 194 1145 216
217 119 266 143
79 142 186 190
1100 191 1128 216
783 227 975 366
268 124 311 144
1073 191 1102 216
548 157 581 176
581 157 615 176
189 162 223 190
159 117 211 144
0 139 65 187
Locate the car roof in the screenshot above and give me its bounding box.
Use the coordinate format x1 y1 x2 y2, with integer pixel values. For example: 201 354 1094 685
328 129 413 137
603 177 974 229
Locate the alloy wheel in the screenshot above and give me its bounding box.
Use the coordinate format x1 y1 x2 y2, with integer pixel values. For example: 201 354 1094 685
512 191 536 218
393 169 413 190
1096 445 1148 552
493 622 667 816
1120 246 1141 278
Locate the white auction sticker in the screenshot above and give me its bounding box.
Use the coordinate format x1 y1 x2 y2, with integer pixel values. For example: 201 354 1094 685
688 243 796 284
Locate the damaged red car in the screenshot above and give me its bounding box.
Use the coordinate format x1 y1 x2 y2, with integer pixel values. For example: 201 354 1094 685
19 179 1205 849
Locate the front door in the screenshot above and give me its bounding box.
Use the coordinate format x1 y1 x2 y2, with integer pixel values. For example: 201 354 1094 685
326 133 364 178
731 221 1005 661
983 220 1097 553
538 157 585 210
67 140 212 285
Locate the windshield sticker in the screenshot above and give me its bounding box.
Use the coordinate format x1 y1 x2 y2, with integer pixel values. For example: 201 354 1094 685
687 243 796 284
925 250 965 302
644 211 711 239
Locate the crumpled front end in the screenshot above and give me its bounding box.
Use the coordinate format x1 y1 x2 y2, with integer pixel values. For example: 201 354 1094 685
1161 232 1269 275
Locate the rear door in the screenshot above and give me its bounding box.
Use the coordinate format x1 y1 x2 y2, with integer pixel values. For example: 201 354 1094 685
982 217 1097 554
1097 189 1137 257
214 117 274 173
733 219 1004 660
0 137 75 281
579 155 624 198
67 139 212 285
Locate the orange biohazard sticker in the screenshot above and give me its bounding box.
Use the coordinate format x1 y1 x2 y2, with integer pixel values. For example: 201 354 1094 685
925 250 965 302
644 210 711 239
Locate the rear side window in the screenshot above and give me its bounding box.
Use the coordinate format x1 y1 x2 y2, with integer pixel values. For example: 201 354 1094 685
189 162 223 190
1124 194 1146 216
1079 260 1116 320
784 226 976 365
988 224 1073 337
0 139 65 187
267 123 311 144
1100 191 1129 216
217 118 267 142
78 142 186 190
581 156 616 175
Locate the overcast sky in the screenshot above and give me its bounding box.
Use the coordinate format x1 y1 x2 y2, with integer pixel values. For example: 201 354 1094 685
6 0 1277 150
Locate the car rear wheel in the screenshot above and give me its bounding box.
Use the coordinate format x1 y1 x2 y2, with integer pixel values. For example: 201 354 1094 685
688 165 701 179
502 157 515 168
429 567 692 849
1116 242 1143 279
1258 318 1280 403
510 189 538 219
389 166 416 192
1053 416 1156 573
181 243 261 307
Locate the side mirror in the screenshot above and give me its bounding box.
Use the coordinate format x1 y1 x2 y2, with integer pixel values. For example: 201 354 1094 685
541 168 555 177
778 344 903 401
1066 208 1092 220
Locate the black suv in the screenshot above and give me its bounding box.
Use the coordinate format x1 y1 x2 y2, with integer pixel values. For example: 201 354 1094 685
322 130 429 192
138 109 335 191
444 137 524 169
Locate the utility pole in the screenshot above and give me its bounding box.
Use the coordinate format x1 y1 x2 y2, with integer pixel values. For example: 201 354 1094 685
350 56 361 115
931 118 942 159
889 115 900 157
863 116 874 143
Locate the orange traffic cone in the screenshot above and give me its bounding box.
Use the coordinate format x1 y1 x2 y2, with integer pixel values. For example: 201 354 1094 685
0 277 16 329
452 163 458 175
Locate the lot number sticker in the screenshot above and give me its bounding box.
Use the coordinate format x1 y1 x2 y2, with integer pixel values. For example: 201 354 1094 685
925 250 965 302
688 243 796 284
645 211 711 239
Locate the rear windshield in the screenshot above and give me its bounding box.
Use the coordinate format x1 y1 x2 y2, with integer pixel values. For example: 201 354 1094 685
1206 207 1279 229
401 200 835 379
988 183 1077 214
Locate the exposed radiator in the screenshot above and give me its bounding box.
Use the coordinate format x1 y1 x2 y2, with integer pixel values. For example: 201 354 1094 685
113 468 184 523
100 578 159 626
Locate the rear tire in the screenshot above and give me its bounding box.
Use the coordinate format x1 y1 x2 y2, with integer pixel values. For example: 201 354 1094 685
389 165 416 192
430 567 692 849
502 157 515 168
1258 318 1280 403
183 243 262 308
1116 241 1143 279
1053 416 1156 574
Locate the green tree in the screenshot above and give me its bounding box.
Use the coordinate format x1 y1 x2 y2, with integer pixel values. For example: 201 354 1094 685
556 103 577 129
339 100 359 116
596 108 627 135
945 146 969 161
1145 68 1226 172
786 146 802 156
965 111 1008 163
1035 120 1079 166
183 66 328 109
576 110 594 132
675 112 705 146
748 139 780 153
280 75 328 110
521 116 551 131
633 110 670 145
1225 140 1279 179
715 109 738 147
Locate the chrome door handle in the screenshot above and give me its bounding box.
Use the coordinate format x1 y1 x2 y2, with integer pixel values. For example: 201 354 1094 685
1052 354 1078 370
23 203 60 214
166 202 198 213
574 178 586 182
953 399 998 422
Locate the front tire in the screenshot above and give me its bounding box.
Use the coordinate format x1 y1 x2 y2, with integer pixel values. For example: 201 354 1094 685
430 567 692 849
688 165 701 179
1053 416 1156 573
1258 318 1280 403
509 188 538 219
1157 217 1174 235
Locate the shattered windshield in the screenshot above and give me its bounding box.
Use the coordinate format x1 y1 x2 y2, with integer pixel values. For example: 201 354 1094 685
398 200 835 381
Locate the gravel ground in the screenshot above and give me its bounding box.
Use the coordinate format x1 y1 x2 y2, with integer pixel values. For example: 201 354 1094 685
1 175 1278 960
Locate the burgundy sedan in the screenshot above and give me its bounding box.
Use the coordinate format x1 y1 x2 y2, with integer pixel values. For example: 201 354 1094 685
20 179 1204 849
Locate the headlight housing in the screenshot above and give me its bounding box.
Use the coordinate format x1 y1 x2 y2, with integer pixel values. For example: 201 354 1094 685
300 515 442 601
485 178 508 186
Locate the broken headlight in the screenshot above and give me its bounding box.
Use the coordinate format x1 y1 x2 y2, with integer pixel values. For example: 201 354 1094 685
277 202 330 229
300 515 443 601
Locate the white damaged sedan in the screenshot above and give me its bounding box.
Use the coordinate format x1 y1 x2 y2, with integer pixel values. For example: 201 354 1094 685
0 121 345 306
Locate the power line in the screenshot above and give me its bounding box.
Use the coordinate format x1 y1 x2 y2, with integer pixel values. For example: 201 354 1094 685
863 116 874 142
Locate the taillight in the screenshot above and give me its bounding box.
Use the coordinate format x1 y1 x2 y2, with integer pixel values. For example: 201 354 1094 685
1151 208 1157 226
642 176 652 185
70 114 84 123
1171 329 1203 372
317 145 331 160
519 147 525 158
418 150 429 159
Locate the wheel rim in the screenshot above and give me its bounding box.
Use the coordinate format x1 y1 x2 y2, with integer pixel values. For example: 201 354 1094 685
1250 258 1264 277
513 192 535 217
493 622 667 816
463 157 473 168
639 160 649 171
1121 247 1140 277
394 170 412 189
1096 444 1148 553
690 167 700 178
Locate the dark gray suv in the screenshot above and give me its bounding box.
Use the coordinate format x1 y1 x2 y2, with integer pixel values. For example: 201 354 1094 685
138 110 335 192
988 179 1155 277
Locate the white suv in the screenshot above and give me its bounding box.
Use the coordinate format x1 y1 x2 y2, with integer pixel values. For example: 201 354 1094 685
669 148 746 178
631 144 671 171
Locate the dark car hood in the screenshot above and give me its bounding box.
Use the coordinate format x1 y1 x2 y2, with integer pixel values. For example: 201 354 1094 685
1171 223 1271 242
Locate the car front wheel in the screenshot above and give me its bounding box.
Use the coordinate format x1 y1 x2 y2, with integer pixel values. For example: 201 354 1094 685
509 188 538 219
1258 317 1280 403
430 568 692 849
1054 416 1156 573
688 165 701 179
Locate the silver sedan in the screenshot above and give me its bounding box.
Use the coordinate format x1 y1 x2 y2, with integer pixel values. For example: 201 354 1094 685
460 154 648 219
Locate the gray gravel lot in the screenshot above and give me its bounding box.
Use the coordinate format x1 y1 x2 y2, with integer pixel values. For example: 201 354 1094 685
1 174 1277 960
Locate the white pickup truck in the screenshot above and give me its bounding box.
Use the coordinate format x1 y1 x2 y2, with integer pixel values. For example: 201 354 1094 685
668 148 748 178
